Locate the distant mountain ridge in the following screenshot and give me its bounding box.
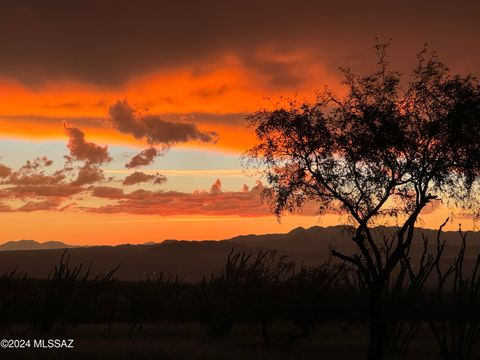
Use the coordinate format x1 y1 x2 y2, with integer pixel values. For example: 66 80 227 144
0 225 479 280
0 240 77 251
224 225 480 253
3 225 479 253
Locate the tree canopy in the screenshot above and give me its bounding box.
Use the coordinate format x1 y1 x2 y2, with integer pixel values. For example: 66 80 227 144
244 42 480 360
246 44 480 229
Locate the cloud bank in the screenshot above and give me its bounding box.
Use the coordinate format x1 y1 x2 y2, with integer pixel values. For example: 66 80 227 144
108 100 218 168
0 1 478 87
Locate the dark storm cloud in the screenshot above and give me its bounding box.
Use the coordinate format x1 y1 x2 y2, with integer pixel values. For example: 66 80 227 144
108 100 218 145
125 147 161 169
63 122 112 164
0 0 479 87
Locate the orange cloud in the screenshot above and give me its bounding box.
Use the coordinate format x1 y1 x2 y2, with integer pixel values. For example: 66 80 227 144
87 179 323 218
6 184 82 198
0 164 12 178
122 171 167 186
0 157 67 186
0 55 339 153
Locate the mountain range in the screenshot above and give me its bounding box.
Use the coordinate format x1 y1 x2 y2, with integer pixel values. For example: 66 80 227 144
0 239 77 251
0 225 479 281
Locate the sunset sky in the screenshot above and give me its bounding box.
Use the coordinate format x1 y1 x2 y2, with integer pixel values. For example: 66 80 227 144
0 1 479 244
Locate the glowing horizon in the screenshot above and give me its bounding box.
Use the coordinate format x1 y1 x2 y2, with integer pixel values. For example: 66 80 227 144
0 1 479 243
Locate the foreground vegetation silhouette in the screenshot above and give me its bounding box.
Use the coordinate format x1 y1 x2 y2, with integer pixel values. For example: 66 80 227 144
1 226 480 359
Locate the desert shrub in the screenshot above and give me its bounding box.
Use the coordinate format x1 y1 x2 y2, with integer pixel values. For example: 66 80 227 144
425 228 480 360
124 274 180 336
26 250 119 334
0 269 29 333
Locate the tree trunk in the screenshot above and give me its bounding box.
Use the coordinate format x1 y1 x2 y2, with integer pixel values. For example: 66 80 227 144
367 285 387 360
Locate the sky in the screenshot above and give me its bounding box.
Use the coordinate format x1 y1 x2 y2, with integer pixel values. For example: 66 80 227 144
0 0 479 244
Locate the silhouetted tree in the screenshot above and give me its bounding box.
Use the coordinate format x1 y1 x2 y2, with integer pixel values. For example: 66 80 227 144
244 43 480 360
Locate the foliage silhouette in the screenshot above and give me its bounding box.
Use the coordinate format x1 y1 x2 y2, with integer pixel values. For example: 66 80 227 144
27 250 119 334
244 42 480 360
